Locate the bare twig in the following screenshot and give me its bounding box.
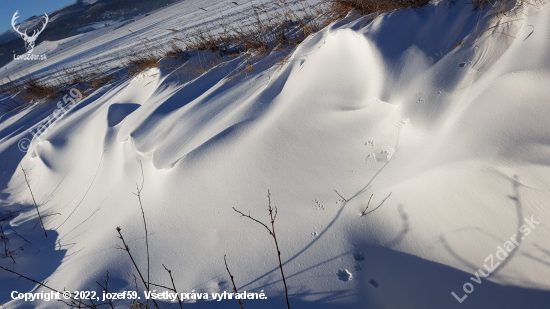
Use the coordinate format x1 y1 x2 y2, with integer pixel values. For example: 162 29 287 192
0 222 16 263
132 159 150 295
129 274 143 309
147 282 173 290
0 265 93 308
224 255 244 309
334 190 347 202
10 227 31 244
116 227 159 309
96 271 115 309
232 208 271 236
162 264 183 309
360 194 373 217
20 164 47 237
233 190 290 309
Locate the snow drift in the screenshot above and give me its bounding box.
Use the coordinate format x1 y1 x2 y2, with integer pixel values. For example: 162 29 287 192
1 0 550 308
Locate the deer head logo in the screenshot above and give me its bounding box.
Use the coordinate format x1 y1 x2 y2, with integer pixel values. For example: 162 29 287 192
11 11 49 54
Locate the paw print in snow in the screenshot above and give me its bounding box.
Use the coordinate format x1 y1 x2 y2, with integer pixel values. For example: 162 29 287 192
376 147 395 162
337 269 352 282
365 139 375 146
396 119 410 128
369 278 379 288
353 251 365 262
366 153 376 162
313 199 325 210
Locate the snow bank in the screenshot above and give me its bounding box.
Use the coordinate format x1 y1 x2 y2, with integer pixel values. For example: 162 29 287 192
1 1 550 308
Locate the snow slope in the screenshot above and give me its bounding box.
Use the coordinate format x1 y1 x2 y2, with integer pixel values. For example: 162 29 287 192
0 0 322 79
1 0 550 308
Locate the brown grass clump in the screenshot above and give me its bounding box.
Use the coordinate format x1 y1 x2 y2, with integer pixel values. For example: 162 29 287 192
184 29 229 52
126 54 161 77
1 0 328 110
0 0 437 112
177 0 331 56
0 63 119 111
165 44 190 61
329 0 430 16
23 76 60 101
89 73 116 89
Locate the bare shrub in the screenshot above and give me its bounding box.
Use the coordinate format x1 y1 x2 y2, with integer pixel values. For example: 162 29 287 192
224 255 245 309
233 190 291 309
0 221 18 263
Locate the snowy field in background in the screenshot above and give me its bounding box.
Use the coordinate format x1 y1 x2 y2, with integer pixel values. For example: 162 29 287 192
0 0 322 80
1 0 550 308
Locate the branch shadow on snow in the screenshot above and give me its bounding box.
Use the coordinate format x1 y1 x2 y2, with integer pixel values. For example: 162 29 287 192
350 244 550 309
0 204 66 306
370 174 550 309
239 125 402 299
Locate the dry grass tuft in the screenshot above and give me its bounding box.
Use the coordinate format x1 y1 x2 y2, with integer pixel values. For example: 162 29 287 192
23 76 61 101
329 0 430 16
165 44 190 61
90 73 116 89
0 0 448 112
126 54 161 77
176 0 332 56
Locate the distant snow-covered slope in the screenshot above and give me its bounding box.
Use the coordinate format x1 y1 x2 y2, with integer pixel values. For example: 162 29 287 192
0 0 181 68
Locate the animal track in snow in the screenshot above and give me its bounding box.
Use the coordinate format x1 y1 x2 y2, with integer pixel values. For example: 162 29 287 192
376 147 395 162
313 199 325 210
366 153 376 162
365 139 375 146
353 251 365 262
396 119 410 128
337 269 352 282
310 231 318 238
369 279 379 288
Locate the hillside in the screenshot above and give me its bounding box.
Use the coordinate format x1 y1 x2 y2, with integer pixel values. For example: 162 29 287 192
1 0 550 308
0 0 180 68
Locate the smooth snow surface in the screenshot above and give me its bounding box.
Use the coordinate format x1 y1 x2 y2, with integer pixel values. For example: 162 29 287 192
1 1 550 308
